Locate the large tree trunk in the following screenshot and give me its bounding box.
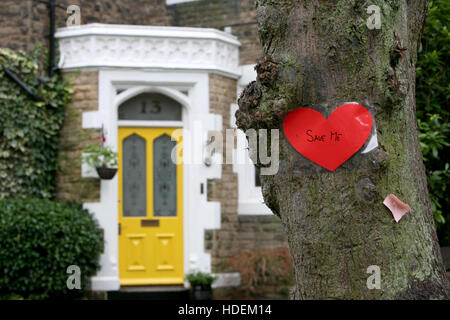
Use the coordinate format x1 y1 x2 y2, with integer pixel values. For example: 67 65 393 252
237 0 450 299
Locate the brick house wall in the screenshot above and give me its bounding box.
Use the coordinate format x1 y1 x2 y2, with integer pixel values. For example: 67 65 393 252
167 0 261 65
0 0 259 64
58 71 101 202
206 74 240 269
0 0 170 55
206 74 288 271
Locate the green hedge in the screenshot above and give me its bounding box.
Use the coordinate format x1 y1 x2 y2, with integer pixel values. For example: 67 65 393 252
0 199 103 299
0 48 73 199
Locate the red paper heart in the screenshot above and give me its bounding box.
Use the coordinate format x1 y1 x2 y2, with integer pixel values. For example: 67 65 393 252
283 103 373 171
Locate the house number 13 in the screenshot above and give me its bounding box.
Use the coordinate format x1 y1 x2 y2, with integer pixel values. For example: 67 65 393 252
140 100 161 114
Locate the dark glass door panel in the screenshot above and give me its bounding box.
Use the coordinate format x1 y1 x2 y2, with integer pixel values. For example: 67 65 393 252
122 134 147 217
153 134 177 217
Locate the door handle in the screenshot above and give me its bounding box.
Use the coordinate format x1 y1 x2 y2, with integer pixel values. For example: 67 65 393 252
141 219 159 227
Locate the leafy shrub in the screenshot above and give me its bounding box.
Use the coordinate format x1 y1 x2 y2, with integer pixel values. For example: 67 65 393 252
418 115 449 225
186 271 218 288
0 48 73 199
416 0 449 244
0 198 103 299
221 248 293 295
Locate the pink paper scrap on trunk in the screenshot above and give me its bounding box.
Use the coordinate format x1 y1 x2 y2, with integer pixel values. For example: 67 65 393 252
383 194 411 223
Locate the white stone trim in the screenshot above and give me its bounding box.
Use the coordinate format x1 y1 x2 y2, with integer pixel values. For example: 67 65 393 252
212 273 241 288
232 64 272 216
55 24 241 78
117 120 184 127
77 69 223 291
237 64 257 95
166 0 198 5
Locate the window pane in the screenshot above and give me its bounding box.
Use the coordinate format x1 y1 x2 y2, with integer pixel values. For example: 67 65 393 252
118 93 182 121
153 134 177 217
123 134 147 217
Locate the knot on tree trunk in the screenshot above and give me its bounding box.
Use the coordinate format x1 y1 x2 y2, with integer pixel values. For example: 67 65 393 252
385 68 408 106
236 81 262 130
237 54 292 131
237 81 261 112
356 177 379 202
256 54 279 86
384 34 409 107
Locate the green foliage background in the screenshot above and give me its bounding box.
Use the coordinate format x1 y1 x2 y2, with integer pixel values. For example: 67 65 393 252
0 48 73 199
416 0 450 244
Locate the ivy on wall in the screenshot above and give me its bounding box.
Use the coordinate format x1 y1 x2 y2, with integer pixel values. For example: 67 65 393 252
0 48 74 199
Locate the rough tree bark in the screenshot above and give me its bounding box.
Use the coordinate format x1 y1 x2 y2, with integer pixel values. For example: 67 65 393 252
237 0 450 299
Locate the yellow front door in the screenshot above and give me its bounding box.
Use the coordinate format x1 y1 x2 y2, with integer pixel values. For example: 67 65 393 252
118 127 183 285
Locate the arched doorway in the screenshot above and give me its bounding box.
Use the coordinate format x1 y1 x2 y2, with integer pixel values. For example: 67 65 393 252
117 92 184 285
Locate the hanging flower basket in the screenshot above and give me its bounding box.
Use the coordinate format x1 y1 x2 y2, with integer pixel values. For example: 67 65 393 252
96 167 117 180
82 144 118 180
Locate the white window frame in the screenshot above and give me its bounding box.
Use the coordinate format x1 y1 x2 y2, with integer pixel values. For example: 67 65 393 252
117 120 183 128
